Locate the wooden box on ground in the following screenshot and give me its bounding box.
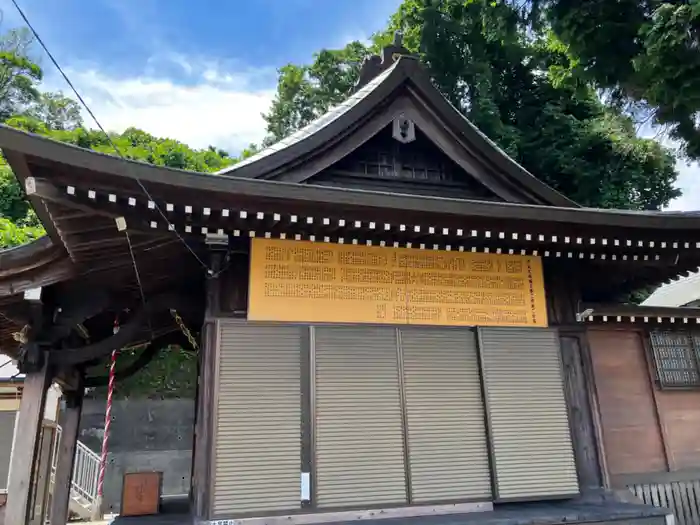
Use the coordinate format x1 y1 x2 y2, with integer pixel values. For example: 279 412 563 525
120 471 162 517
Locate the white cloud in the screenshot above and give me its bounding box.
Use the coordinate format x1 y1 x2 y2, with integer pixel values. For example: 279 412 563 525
45 56 277 155
667 160 700 211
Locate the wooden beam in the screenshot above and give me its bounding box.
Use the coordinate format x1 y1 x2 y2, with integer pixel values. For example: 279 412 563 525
49 293 185 365
24 177 158 237
5 356 52 525
49 378 84 525
25 177 118 219
3 151 62 243
0 257 75 297
42 292 201 368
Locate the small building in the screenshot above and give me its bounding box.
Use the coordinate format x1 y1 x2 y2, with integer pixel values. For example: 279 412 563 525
0 360 61 524
2 37 700 525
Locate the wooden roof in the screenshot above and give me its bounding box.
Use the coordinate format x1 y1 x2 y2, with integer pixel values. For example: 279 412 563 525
0 121 696 302
0 49 699 360
582 302 700 327
215 57 576 207
642 271 700 307
1 122 700 230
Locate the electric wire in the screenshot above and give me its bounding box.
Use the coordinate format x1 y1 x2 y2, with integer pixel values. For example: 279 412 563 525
9 0 214 278
124 229 153 337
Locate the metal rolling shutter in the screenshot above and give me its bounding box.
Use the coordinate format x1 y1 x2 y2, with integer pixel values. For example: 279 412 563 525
314 326 407 508
213 321 301 516
479 327 579 500
400 327 492 503
0 411 16 490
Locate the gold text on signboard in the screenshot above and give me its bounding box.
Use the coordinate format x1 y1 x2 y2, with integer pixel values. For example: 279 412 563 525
248 238 548 327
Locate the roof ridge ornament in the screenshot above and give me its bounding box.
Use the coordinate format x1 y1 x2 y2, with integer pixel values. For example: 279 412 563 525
355 30 412 91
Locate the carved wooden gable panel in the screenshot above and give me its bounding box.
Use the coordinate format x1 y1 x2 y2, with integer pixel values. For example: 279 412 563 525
310 125 502 201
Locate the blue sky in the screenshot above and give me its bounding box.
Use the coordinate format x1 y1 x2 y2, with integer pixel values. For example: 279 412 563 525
5 0 400 80
0 0 698 210
0 0 401 156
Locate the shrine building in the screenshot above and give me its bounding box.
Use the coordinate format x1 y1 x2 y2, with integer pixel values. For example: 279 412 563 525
2 36 700 525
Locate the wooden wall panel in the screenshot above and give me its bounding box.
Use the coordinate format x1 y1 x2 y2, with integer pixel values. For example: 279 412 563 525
588 329 666 475
656 390 700 470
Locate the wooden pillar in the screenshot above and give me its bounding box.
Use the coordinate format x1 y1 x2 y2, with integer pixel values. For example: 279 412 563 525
546 266 606 493
5 358 52 525
49 380 84 525
560 331 603 491
192 234 226 521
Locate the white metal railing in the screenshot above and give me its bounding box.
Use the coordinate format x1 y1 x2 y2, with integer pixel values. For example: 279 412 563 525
51 425 101 506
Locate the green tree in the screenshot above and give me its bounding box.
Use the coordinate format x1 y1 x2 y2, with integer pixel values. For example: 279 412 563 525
0 114 241 249
261 0 680 210
263 42 375 142
0 216 43 248
0 162 30 223
513 0 700 160
0 27 42 121
27 91 83 130
4 118 238 172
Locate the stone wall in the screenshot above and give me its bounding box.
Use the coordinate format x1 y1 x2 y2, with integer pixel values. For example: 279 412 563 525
67 398 195 513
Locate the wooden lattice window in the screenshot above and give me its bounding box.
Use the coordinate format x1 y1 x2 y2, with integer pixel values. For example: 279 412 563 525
334 127 457 182
649 330 700 388
340 142 454 182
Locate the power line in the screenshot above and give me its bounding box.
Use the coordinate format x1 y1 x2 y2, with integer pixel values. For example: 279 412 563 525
9 0 214 278
124 229 153 337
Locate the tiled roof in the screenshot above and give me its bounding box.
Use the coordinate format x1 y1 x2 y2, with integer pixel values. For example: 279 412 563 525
217 61 399 175
643 271 700 307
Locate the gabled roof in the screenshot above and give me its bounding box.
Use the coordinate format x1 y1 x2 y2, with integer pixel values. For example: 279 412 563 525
217 55 577 207
221 62 399 174
2 123 700 230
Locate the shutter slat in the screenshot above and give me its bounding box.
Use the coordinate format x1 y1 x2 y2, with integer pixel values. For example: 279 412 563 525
314 326 407 508
479 327 579 500
213 321 301 516
401 327 492 503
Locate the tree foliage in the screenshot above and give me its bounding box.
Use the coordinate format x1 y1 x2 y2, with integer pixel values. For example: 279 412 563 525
26 91 83 131
86 345 197 400
262 0 681 211
520 0 700 160
0 27 42 122
0 216 43 247
263 42 375 143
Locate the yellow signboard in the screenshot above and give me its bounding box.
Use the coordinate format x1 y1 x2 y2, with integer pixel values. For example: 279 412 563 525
248 238 548 327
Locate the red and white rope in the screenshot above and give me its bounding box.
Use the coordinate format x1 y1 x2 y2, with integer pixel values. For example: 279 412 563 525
96 317 120 499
